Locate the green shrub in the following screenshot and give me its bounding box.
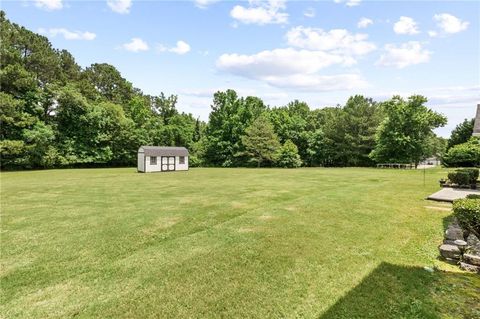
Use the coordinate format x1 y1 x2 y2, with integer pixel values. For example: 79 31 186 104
447 168 479 186
448 171 472 186
275 140 302 168
466 194 480 199
188 155 202 167
453 198 480 238
443 138 480 167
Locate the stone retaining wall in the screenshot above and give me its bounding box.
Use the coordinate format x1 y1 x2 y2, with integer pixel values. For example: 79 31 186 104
439 218 480 273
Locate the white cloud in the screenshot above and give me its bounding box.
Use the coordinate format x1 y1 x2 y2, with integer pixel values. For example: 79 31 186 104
425 86 480 105
286 26 376 56
122 38 149 52
107 0 132 14
38 28 96 40
357 17 373 28
346 0 361 7
230 0 288 25
180 87 289 101
393 16 420 35
216 25 375 91
194 0 220 9
376 41 431 68
433 13 469 34
428 30 438 37
216 48 367 91
217 49 351 76
261 73 367 91
158 41 191 55
34 0 63 11
334 0 362 7
171 41 191 55
303 7 315 18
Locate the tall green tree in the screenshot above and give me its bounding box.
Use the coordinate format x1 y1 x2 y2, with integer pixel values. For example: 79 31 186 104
240 115 280 167
269 100 311 161
370 95 447 167
447 118 474 150
341 96 383 166
306 129 327 166
205 90 265 166
82 63 134 104
424 135 447 159
152 93 178 125
312 96 383 167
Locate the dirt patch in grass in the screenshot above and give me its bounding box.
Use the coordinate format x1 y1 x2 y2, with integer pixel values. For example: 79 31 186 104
6 280 91 318
258 215 276 221
238 227 258 233
231 201 248 209
142 216 182 235
424 206 452 212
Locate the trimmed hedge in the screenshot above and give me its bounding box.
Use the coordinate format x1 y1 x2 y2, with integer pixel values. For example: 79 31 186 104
447 168 479 186
466 194 480 199
453 198 480 238
463 168 479 181
448 171 471 186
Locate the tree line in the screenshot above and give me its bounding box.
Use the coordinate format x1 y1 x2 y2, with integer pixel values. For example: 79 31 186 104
0 12 459 170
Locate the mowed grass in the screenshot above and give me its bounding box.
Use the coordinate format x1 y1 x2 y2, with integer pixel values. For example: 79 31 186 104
1 167 479 318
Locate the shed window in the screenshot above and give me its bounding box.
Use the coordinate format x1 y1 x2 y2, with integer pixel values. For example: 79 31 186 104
179 156 185 164
150 156 157 165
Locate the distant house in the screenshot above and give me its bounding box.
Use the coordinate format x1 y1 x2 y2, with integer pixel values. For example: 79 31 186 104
419 156 440 166
137 146 189 173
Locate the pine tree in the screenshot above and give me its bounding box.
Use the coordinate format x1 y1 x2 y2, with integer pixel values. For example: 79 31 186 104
241 115 280 167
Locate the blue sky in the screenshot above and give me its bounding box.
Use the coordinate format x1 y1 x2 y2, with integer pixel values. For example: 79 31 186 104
3 0 479 136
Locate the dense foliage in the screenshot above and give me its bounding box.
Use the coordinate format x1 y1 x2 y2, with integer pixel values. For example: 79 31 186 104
447 118 474 150
453 198 480 238
0 12 448 169
443 138 480 167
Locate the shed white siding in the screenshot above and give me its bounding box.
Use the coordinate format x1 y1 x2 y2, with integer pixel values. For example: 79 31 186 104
176 156 188 171
145 155 161 173
137 152 145 172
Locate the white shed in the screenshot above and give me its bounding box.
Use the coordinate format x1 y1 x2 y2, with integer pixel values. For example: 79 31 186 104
137 146 189 173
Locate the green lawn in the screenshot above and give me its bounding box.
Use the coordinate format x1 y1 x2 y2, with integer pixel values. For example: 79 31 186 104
1 168 479 318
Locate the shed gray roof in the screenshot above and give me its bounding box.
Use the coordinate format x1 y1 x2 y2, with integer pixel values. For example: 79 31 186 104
139 146 188 156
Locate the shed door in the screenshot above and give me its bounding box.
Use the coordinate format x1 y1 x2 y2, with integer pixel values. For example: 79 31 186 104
161 156 175 171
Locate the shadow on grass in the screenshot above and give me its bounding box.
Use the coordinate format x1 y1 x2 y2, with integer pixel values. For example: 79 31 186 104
320 262 480 319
